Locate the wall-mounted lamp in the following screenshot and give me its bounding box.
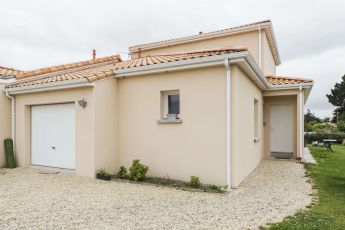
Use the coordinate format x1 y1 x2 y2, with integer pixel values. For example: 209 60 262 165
78 99 87 108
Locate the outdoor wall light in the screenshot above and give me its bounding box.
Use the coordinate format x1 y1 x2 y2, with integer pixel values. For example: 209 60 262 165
78 99 87 108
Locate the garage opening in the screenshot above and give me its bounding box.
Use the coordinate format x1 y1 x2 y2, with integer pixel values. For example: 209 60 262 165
31 103 75 169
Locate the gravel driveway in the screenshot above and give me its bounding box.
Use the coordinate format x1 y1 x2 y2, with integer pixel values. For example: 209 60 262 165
0 160 312 230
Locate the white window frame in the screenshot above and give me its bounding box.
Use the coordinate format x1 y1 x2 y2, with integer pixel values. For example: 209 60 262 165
163 90 180 120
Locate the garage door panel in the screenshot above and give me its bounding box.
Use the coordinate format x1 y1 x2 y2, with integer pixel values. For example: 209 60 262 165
31 103 75 169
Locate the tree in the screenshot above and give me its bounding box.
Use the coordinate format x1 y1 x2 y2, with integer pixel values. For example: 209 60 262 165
322 117 330 123
327 74 345 120
305 109 321 124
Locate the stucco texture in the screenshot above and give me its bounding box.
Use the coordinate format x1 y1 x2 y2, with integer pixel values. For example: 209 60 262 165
0 84 12 167
118 66 227 185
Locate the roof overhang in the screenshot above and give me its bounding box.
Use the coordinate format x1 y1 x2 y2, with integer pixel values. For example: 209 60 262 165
114 51 269 90
264 82 314 101
4 78 94 95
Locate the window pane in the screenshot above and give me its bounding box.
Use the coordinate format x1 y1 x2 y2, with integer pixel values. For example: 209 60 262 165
168 94 180 114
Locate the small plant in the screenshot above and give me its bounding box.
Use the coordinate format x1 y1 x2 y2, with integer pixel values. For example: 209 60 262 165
190 176 200 188
205 184 228 193
96 168 112 181
129 160 149 181
117 166 128 179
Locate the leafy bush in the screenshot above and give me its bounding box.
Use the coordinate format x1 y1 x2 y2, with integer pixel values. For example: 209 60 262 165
337 120 345 132
129 160 149 181
117 166 128 179
305 132 345 144
97 168 111 177
190 176 200 188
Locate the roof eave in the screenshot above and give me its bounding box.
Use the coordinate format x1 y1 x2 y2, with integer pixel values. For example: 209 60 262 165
266 82 314 90
114 51 269 90
4 78 94 95
263 26 281 65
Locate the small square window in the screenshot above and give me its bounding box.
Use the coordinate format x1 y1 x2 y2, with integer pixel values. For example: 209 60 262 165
162 90 180 120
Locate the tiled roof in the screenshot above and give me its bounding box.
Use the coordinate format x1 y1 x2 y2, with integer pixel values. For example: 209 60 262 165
7 47 247 89
16 55 121 80
0 66 24 79
9 63 117 89
129 20 271 52
266 76 313 85
113 47 248 70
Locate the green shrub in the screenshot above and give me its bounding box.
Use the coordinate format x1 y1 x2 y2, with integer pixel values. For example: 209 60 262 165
117 166 128 179
98 168 111 177
305 132 345 144
205 184 228 192
190 176 200 188
129 160 149 181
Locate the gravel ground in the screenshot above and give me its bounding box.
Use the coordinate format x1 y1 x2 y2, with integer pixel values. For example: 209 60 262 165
0 160 312 230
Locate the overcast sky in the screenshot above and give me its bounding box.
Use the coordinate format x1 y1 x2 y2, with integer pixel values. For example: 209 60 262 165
1 0 344 118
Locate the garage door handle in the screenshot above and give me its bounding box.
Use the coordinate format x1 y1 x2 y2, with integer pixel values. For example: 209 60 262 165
51 146 56 150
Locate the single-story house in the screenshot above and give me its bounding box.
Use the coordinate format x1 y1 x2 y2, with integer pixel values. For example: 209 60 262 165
1 20 313 188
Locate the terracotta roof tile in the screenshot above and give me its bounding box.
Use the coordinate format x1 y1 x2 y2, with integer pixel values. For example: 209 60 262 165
0 66 24 79
7 47 247 89
16 55 121 80
113 47 248 70
266 75 313 85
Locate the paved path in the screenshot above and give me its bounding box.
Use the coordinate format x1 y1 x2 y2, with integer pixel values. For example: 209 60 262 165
0 160 312 230
303 147 317 164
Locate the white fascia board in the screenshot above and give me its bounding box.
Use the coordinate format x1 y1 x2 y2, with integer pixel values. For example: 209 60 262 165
263 26 281 65
0 78 16 84
267 83 314 102
267 83 314 90
4 78 94 95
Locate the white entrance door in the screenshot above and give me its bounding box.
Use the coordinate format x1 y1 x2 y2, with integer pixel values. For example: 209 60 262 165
270 105 294 157
31 103 75 169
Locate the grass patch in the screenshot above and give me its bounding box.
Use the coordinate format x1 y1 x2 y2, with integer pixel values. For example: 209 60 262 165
113 176 227 194
266 145 345 229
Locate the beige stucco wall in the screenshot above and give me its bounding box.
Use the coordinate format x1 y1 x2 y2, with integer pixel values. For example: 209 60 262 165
117 66 227 185
263 93 298 159
15 87 96 177
0 84 12 167
133 31 261 65
231 66 264 188
261 31 276 76
93 78 118 174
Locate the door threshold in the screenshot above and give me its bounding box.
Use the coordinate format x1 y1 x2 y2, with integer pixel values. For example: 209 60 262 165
30 165 75 175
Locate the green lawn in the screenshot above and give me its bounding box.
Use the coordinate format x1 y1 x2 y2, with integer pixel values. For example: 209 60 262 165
266 145 345 230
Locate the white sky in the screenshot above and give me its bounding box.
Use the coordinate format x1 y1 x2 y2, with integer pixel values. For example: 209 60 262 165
1 0 344 118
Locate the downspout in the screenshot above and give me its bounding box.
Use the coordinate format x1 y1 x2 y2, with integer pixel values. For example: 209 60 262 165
224 58 231 190
298 86 304 158
5 91 16 155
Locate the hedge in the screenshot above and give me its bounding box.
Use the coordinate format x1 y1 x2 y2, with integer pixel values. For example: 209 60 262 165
305 132 345 144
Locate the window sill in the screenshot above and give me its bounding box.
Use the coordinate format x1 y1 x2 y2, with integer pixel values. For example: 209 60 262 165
157 119 183 124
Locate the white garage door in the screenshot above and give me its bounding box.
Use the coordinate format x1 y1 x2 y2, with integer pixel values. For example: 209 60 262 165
31 103 75 169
